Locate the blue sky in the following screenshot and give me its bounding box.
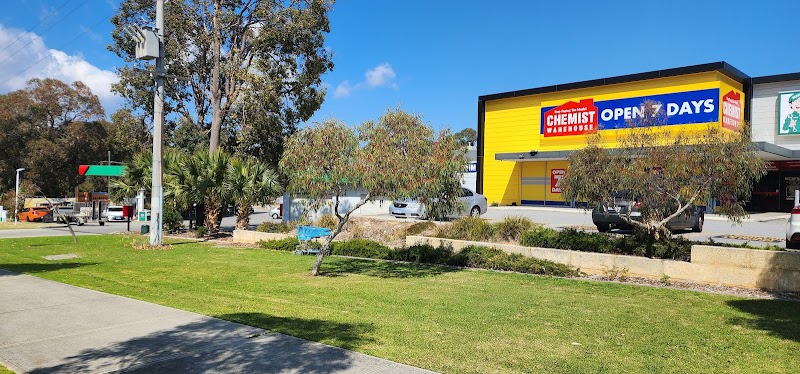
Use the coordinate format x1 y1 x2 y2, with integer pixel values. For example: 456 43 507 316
0 0 797 133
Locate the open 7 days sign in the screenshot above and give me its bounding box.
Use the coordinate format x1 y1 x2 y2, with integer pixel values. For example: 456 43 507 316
540 88 737 137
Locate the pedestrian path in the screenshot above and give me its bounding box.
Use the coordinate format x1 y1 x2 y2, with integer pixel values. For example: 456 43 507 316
0 269 433 373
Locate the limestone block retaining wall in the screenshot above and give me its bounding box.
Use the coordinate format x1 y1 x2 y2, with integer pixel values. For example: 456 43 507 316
406 236 800 292
233 230 291 244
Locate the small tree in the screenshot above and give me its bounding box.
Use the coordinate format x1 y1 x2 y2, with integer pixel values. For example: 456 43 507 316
559 101 767 253
280 109 467 275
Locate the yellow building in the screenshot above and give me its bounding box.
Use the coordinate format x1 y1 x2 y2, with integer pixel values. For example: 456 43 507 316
477 62 799 211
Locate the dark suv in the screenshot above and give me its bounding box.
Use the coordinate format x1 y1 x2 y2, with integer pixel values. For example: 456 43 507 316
591 197 704 233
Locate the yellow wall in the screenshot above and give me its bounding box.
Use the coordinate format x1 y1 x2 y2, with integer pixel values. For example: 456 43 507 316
483 71 744 205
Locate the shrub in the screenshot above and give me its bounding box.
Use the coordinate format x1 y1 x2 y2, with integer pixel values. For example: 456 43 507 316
348 223 365 239
494 216 534 242
520 226 560 248
390 244 454 264
257 221 293 233
331 239 391 259
194 226 208 238
258 237 300 251
445 217 494 242
315 214 338 230
557 228 614 252
163 205 183 232
404 221 436 236
450 245 578 276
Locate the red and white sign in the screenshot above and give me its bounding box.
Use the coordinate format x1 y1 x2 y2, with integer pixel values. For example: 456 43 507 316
722 90 742 131
550 168 565 193
543 99 598 137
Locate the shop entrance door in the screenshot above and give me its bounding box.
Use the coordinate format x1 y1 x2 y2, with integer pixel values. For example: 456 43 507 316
781 173 800 212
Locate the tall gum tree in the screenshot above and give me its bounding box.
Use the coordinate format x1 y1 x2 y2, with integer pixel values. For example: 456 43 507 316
109 0 334 153
280 109 467 276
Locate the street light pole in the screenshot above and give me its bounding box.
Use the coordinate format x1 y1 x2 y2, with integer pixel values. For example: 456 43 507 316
149 0 165 245
14 168 24 225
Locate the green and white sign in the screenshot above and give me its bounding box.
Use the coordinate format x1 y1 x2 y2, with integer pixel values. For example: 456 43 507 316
778 91 800 136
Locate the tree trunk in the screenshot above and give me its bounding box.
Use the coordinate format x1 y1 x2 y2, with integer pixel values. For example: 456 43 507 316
208 0 223 153
236 204 250 230
205 200 222 233
310 248 326 276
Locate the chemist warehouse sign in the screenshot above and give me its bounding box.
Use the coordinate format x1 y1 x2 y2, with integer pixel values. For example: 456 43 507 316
540 88 740 137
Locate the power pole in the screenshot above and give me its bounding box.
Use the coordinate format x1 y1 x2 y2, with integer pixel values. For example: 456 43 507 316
149 0 165 246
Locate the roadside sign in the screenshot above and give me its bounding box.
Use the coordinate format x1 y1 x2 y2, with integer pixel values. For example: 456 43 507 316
78 165 125 176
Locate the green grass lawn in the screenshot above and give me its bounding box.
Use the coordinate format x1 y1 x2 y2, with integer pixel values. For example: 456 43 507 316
1 235 798 373
0 364 13 374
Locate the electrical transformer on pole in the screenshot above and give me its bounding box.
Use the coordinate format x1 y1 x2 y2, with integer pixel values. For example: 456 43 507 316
123 0 165 245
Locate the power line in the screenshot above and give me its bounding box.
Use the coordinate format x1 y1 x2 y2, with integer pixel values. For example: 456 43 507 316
0 0 75 55
0 0 90 67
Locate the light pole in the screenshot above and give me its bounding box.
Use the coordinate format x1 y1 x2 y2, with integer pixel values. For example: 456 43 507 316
14 168 24 224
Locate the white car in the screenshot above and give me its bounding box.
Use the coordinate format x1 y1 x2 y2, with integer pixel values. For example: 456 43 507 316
389 187 488 219
270 206 282 219
102 205 126 221
787 206 800 249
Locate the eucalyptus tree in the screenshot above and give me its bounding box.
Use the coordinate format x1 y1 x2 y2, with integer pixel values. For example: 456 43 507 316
109 0 334 153
559 101 767 254
281 109 467 276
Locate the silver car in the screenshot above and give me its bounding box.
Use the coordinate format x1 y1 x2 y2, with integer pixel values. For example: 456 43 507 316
390 187 488 219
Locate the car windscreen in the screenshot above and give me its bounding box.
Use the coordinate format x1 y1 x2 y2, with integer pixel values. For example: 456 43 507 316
109 207 123 212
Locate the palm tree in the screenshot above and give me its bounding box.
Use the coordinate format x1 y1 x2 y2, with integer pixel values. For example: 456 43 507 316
168 150 231 233
225 156 281 230
111 151 152 202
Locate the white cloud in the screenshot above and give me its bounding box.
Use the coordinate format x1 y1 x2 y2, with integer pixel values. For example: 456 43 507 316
365 63 395 87
0 24 120 113
334 80 353 98
333 63 396 98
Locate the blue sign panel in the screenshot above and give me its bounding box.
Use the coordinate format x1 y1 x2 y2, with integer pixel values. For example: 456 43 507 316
541 88 720 133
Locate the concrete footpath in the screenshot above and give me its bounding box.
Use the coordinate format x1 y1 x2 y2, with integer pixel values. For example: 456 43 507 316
0 269 434 374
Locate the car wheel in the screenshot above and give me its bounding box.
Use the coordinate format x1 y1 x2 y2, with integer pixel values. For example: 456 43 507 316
271 213 279 219
596 224 610 233
787 240 800 250
469 206 481 217
691 217 704 232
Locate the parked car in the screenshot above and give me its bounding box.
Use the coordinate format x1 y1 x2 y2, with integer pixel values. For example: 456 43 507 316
592 197 704 233
101 205 126 221
270 206 282 219
787 205 800 249
17 207 52 222
390 187 488 219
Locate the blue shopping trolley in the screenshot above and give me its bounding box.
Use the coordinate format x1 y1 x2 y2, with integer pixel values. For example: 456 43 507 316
293 225 332 255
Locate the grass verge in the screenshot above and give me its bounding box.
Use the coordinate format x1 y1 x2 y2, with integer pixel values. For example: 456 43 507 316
1 235 798 373
0 221 50 230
